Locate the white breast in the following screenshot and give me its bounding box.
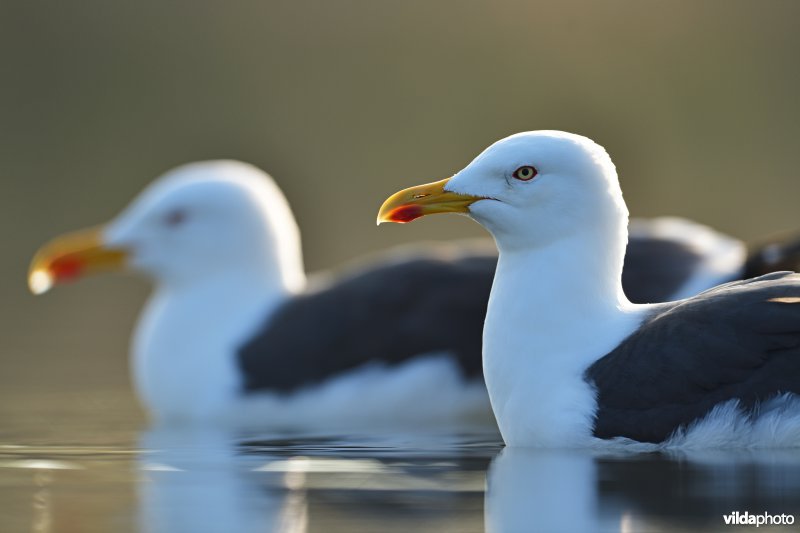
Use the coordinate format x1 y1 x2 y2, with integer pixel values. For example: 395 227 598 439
482 242 645 447
132 285 274 424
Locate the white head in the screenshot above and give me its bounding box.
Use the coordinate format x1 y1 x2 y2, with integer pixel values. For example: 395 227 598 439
29 160 305 295
378 131 629 254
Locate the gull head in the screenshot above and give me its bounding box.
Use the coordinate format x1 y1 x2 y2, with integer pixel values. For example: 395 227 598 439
29 161 303 294
378 131 629 251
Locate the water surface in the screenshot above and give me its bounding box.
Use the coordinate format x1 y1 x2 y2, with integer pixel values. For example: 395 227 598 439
2 388 800 532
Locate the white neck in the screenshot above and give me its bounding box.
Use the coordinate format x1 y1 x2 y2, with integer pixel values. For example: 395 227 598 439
132 268 300 424
483 227 643 446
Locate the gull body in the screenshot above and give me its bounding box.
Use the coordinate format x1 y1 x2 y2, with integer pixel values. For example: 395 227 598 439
111 163 303 421
30 161 493 428
379 131 800 447
450 132 644 446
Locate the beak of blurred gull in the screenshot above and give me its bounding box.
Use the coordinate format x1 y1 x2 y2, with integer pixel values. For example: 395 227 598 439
28 226 128 295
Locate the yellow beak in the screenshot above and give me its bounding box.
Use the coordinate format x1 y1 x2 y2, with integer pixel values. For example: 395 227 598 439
376 178 483 224
28 226 128 295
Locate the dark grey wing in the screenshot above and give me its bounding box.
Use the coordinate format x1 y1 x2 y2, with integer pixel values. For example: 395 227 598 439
238 253 496 394
622 235 708 303
744 233 800 278
587 272 800 443
622 217 751 303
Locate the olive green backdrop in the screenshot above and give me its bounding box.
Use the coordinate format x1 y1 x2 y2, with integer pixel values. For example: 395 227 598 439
1 0 798 399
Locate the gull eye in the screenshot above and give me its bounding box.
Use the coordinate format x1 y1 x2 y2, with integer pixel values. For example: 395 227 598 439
512 166 538 181
164 209 188 228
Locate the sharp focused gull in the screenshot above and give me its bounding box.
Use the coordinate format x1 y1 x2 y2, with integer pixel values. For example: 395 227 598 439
378 131 800 447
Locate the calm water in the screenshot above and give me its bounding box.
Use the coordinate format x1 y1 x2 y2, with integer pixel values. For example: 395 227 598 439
2 389 800 533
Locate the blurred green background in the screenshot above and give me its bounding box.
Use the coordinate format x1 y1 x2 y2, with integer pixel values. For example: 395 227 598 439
1 0 798 403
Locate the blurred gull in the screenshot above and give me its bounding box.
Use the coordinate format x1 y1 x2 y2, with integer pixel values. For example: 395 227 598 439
29 161 492 429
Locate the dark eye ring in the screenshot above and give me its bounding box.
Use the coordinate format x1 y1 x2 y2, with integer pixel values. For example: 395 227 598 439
512 166 538 181
164 209 188 227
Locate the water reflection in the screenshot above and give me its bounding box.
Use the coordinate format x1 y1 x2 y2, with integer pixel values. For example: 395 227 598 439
486 448 800 533
486 449 606 533
3 404 800 533
31 470 53 533
138 427 306 533
137 427 495 533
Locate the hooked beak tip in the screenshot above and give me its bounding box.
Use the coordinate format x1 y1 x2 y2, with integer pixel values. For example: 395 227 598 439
28 269 54 295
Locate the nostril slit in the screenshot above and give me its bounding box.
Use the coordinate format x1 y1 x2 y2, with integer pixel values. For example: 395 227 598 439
412 193 429 199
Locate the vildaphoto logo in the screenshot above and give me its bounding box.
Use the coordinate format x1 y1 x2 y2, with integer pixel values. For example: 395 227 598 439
723 511 795 527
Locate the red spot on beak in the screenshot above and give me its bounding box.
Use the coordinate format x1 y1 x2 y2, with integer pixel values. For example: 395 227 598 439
388 205 424 223
50 256 84 282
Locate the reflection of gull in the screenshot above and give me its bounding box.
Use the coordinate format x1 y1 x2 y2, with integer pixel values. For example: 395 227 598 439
138 428 493 533
137 427 307 533
487 447 800 533
661 448 800 502
486 448 606 533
